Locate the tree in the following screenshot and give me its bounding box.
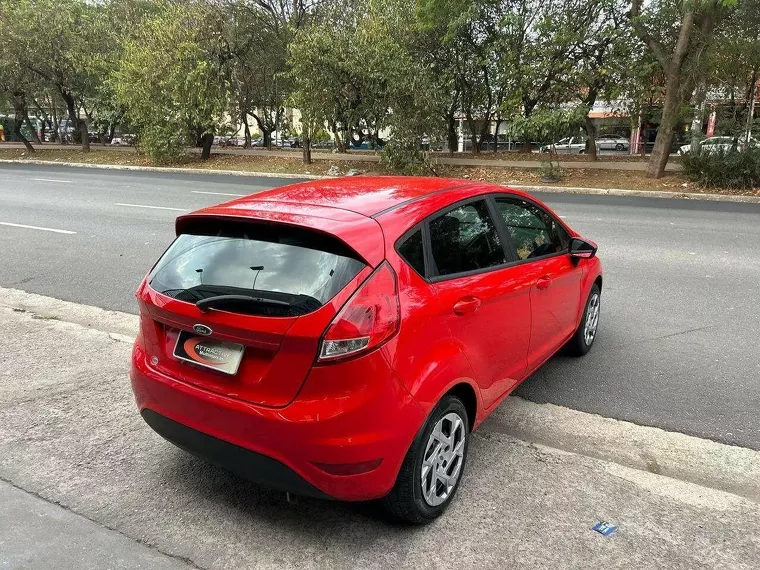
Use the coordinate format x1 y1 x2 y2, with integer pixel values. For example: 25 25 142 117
630 0 736 178
2 0 108 151
707 0 760 142
566 0 632 161
113 0 231 163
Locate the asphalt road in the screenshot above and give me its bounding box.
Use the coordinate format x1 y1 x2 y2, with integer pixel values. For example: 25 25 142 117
2 163 759 449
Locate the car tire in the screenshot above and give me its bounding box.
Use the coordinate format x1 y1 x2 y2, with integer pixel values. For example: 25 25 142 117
615 143 625 151
383 395 469 524
565 284 601 356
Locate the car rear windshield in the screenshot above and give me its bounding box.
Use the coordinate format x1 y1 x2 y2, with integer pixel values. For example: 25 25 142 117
147 219 366 317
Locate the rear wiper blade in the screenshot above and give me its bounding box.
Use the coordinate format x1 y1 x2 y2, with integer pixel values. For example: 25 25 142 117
196 295 291 312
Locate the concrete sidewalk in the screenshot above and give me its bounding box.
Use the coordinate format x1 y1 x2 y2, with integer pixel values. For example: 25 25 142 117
0 481 194 569
1 295 758 569
0 141 682 171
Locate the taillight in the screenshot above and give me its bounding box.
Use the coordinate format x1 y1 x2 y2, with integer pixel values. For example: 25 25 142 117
318 262 400 362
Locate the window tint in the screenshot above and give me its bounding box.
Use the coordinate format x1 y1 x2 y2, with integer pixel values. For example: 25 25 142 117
148 221 365 316
495 197 569 260
429 200 506 277
398 229 425 276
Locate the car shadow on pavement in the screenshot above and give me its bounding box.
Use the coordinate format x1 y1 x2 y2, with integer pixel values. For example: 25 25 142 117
157 447 410 530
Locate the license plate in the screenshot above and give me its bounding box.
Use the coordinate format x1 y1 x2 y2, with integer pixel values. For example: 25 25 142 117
173 330 244 375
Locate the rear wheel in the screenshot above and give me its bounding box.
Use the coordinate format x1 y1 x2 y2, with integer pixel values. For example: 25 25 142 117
565 284 600 356
383 395 469 524
615 143 625 151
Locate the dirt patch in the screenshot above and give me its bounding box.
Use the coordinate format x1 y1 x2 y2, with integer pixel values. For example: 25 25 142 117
2 147 757 197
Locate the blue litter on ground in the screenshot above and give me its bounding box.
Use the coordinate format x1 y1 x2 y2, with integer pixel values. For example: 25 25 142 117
592 521 617 536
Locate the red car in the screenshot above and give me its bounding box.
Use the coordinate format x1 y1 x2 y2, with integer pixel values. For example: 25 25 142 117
130 177 602 523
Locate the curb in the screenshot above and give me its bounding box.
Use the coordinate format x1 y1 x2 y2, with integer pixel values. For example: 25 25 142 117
0 159 324 180
511 184 760 204
2 158 759 204
486 397 760 504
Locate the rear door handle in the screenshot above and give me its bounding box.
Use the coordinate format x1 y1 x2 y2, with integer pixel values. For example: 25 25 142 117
453 297 482 316
536 276 552 290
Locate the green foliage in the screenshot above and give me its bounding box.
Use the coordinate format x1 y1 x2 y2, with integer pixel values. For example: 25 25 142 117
380 140 437 176
682 148 760 189
112 0 230 162
509 106 587 145
136 124 188 165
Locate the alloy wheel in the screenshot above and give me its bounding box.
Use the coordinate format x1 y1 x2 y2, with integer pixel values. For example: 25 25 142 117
584 293 600 345
421 412 466 507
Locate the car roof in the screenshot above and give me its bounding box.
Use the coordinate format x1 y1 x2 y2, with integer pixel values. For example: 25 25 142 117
218 176 479 218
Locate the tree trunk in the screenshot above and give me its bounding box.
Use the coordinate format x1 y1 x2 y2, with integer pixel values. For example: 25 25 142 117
647 72 681 178
331 123 346 153
51 107 60 143
242 113 251 149
302 137 312 164
79 121 90 151
690 79 707 153
446 113 458 153
465 115 480 155
745 70 758 143
493 119 503 152
24 113 41 144
12 96 35 153
59 88 89 151
107 123 116 144
200 133 214 160
584 115 598 161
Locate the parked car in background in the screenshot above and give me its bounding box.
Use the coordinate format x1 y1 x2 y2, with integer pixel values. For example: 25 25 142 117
540 136 599 154
111 134 137 146
130 176 603 524
596 134 629 151
678 136 758 156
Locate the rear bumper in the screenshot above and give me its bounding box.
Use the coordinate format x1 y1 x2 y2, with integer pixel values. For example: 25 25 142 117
130 342 426 501
141 409 329 499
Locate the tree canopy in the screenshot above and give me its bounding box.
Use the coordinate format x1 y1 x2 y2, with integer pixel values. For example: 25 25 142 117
1 0 756 176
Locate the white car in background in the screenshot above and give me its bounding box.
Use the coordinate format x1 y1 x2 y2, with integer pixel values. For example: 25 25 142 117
679 136 757 155
540 136 599 154
597 133 629 151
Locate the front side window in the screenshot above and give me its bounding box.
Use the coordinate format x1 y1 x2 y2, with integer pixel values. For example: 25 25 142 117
495 197 569 260
429 200 506 277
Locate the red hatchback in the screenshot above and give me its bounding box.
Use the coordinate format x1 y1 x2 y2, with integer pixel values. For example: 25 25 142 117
130 177 602 523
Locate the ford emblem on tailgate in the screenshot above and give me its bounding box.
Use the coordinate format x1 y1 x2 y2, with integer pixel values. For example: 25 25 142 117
193 324 213 336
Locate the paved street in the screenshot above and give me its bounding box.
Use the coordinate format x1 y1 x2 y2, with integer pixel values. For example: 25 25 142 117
1 164 759 450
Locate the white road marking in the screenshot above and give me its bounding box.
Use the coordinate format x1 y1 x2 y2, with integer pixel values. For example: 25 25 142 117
115 203 187 212
0 222 76 235
191 190 246 197
32 178 72 184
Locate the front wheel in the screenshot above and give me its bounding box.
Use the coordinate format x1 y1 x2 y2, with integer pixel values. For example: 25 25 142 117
565 284 601 356
615 143 625 151
383 395 469 524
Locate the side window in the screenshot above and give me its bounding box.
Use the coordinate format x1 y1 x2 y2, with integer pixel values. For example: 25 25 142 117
494 197 569 260
429 199 506 277
398 229 425 276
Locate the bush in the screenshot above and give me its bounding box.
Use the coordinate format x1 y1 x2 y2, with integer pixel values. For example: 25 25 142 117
137 124 188 164
380 140 437 176
682 147 760 189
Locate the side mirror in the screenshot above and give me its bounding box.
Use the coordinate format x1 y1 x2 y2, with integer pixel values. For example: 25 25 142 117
570 237 597 260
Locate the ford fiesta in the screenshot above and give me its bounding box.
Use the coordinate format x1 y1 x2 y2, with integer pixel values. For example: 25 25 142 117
130 176 602 523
